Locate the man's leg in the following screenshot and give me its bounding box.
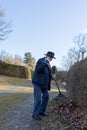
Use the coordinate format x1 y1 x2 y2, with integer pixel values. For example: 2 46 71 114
39 89 49 113
32 84 41 118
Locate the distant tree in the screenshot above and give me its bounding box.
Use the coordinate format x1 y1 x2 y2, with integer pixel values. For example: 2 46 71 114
4 54 13 64
0 51 23 65
62 47 79 70
14 55 23 65
0 50 7 61
0 7 12 42
24 52 35 69
62 33 87 71
74 33 87 60
0 50 13 63
74 33 87 49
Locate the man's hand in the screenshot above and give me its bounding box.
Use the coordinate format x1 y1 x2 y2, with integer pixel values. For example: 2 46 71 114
52 74 56 80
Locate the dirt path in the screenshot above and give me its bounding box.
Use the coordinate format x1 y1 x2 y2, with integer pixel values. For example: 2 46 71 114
0 94 41 130
0 83 59 130
0 93 58 130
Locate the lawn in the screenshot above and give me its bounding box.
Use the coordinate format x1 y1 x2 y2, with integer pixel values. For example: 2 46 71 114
0 75 33 93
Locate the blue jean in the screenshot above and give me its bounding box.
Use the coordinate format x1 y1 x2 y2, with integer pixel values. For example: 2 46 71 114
32 83 49 116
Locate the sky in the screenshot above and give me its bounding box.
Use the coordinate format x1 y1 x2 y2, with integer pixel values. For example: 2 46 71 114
0 0 87 68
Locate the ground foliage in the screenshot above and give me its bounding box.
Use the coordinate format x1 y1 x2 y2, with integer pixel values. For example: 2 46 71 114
42 94 87 130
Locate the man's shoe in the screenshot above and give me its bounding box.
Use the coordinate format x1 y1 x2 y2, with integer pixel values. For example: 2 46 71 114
32 115 41 120
39 112 49 116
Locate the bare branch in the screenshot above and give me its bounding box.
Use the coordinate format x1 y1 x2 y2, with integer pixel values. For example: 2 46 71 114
0 8 12 42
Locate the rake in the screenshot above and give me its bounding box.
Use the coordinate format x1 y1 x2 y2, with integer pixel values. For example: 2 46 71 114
54 78 62 96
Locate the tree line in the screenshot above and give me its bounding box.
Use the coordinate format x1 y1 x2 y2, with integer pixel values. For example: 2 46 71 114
0 50 36 69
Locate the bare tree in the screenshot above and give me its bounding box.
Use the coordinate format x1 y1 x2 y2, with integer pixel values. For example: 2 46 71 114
0 8 12 42
0 50 24 65
74 33 87 60
0 50 6 61
62 33 87 71
62 47 79 71
74 33 87 48
4 54 13 64
14 55 23 66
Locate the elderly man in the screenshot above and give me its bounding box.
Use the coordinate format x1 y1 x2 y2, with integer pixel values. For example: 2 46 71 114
32 51 56 120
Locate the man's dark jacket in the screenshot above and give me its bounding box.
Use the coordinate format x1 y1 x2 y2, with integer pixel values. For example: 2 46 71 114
32 57 52 90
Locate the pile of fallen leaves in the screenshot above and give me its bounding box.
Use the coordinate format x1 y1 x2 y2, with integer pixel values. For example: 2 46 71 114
50 95 87 130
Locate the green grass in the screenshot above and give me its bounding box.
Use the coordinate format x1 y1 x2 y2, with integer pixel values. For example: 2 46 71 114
0 75 33 92
0 75 29 86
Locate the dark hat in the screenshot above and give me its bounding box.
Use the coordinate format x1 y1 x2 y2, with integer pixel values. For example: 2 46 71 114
45 51 56 59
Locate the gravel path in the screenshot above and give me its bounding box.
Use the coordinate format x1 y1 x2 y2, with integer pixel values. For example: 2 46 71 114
0 94 42 130
0 84 58 130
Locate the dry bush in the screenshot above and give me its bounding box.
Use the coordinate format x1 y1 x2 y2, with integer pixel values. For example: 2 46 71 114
66 59 87 108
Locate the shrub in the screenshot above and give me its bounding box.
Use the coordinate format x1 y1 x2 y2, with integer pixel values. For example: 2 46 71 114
66 59 87 108
0 61 28 78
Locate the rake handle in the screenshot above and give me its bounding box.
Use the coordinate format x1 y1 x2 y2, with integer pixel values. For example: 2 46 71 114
54 79 61 94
